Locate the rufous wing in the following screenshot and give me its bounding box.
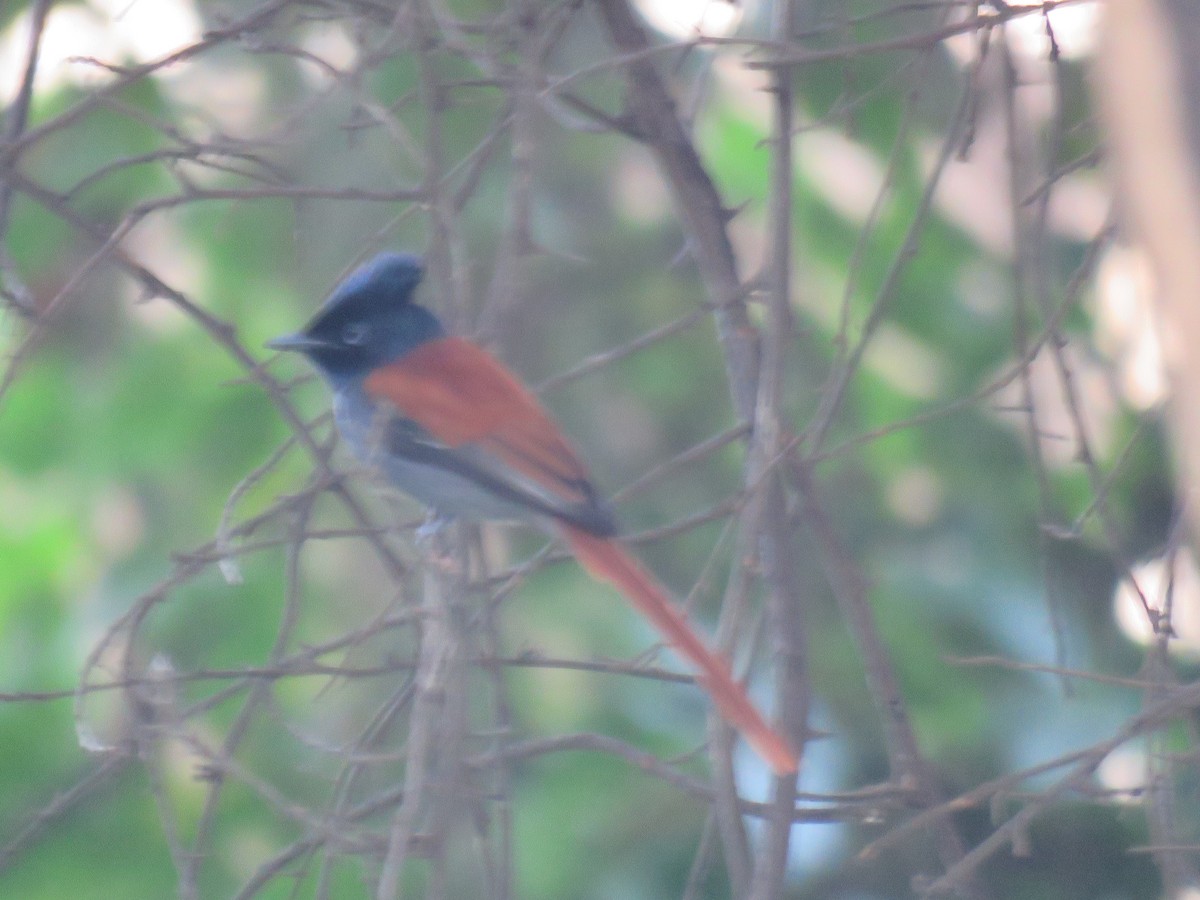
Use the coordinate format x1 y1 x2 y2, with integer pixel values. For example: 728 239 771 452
364 337 595 508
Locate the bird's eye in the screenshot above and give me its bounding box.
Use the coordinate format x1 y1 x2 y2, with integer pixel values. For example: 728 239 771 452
341 321 370 346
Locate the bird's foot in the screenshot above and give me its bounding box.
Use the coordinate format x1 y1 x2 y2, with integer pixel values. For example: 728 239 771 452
415 511 460 575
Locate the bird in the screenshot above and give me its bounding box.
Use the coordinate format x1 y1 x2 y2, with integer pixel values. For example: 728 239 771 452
266 252 797 775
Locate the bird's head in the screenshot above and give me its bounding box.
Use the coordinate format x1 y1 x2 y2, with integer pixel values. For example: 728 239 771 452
267 252 445 380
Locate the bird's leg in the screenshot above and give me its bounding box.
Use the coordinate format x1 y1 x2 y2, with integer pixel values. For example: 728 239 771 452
415 510 460 575
416 509 454 543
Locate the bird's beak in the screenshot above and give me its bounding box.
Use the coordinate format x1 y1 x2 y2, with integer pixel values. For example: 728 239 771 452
265 332 331 353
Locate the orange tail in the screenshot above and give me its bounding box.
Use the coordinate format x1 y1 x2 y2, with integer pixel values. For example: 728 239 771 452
560 525 798 775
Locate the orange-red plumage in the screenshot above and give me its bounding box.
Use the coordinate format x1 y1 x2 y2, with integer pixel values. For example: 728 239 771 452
364 336 798 776
561 525 798 775
365 337 592 504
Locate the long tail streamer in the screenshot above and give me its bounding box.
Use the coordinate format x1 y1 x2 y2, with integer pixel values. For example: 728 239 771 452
560 525 798 775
